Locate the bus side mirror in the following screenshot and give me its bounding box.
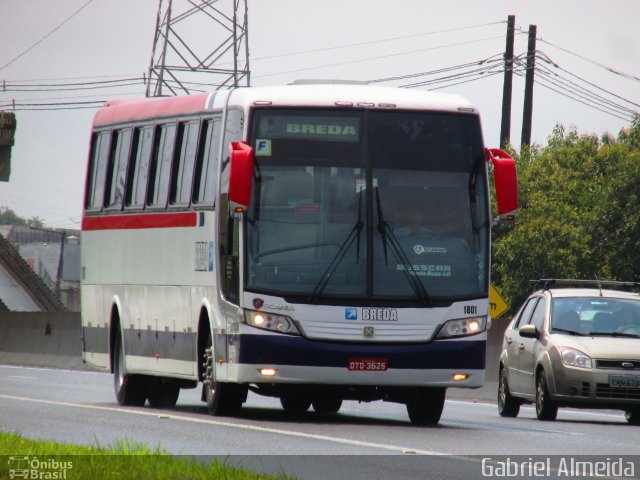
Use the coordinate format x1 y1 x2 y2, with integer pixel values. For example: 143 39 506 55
228 141 254 212
485 147 518 223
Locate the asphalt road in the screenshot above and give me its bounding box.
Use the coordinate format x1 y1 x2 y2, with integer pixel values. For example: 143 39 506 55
1 365 639 479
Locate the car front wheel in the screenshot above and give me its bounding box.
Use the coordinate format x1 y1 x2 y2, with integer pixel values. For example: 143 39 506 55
625 409 640 425
498 368 520 417
535 371 558 421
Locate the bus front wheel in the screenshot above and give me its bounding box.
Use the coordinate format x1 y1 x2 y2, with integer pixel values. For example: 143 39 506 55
202 333 245 416
406 387 446 426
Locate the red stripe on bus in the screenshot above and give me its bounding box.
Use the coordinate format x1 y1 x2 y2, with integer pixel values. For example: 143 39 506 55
82 212 198 231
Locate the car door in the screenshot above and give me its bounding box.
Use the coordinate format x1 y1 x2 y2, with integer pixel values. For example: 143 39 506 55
506 297 539 394
518 297 547 397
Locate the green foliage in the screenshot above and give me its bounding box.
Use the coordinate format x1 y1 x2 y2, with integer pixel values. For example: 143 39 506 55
492 118 640 313
0 432 296 480
0 207 44 228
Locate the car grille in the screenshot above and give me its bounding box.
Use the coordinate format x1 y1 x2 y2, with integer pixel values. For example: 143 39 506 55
595 360 640 370
581 382 590 397
596 384 640 400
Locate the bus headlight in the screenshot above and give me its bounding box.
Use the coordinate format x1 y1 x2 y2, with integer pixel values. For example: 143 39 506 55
436 317 487 339
244 310 300 335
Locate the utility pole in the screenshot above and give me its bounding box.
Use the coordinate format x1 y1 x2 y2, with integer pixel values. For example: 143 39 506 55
146 0 250 97
499 15 515 149
521 24 537 147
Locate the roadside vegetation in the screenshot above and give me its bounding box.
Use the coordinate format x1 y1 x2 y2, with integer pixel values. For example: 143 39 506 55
492 116 640 312
0 432 295 480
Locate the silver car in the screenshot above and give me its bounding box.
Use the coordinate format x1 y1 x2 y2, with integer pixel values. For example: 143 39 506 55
498 279 640 424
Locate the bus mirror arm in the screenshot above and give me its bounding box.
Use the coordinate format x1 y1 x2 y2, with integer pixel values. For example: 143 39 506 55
229 142 254 213
485 148 518 223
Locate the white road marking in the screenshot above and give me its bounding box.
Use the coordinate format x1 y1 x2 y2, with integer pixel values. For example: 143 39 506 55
6 376 36 380
0 393 445 455
447 399 626 421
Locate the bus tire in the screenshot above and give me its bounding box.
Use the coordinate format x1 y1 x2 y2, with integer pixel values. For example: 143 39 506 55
147 381 180 409
202 332 245 416
280 394 312 413
312 396 342 414
406 387 446 426
113 327 147 407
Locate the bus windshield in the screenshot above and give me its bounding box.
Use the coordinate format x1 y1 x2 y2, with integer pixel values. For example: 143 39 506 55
246 109 488 303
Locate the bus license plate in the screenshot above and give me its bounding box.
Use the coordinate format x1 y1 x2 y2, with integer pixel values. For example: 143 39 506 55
609 375 640 389
348 358 388 371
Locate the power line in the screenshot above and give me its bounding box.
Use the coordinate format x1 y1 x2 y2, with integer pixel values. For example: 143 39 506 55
511 55 636 122
533 60 637 118
250 21 506 62
0 0 97 72
536 37 640 83
254 34 510 80
535 51 640 109
369 55 503 83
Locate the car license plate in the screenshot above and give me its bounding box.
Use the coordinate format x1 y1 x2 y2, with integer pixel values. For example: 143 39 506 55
609 375 640 389
348 358 388 371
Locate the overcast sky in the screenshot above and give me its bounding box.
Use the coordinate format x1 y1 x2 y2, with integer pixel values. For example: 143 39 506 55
0 0 638 228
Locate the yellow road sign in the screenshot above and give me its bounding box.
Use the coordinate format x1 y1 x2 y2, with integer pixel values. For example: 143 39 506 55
490 282 509 318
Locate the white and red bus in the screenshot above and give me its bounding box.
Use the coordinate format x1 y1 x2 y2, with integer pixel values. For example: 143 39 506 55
81 81 517 424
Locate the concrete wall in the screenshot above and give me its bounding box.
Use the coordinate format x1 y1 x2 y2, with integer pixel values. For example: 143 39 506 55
0 311 90 370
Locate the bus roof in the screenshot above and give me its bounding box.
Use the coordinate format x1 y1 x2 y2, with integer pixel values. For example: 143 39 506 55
225 83 478 113
92 83 479 128
92 93 212 128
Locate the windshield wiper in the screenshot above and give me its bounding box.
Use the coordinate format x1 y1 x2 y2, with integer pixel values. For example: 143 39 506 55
308 192 363 303
375 187 431 307
589 331 640 338
552 328 587 336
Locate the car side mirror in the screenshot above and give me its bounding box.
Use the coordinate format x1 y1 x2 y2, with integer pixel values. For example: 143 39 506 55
519 324 539 339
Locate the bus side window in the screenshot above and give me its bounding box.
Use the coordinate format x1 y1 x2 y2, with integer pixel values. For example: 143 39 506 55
192 117 222 206
125 125 154 209
170 120 200 207
105 128 132 210
85 131 111 211
147 123 177 209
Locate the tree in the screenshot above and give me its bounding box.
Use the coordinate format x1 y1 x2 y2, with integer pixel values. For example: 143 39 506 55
492 118 640 313
0 207 44 228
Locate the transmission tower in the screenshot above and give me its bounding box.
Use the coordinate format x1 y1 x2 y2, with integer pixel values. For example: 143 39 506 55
145 0 250 97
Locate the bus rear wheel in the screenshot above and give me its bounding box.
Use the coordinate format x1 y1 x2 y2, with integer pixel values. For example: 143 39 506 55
280 395 312 413
312 396 342 414
406 387 446 426
113 328 147 407
147 381 180 409
202 334 245 416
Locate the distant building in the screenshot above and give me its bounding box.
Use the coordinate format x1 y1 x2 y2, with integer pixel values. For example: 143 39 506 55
0 225 79 311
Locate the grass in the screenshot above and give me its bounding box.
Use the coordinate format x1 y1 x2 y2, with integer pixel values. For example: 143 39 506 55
0 432 296 480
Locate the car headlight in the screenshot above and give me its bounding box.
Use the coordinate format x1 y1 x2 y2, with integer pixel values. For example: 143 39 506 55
436 317 487 339
559 347 592 369
244 309 300 335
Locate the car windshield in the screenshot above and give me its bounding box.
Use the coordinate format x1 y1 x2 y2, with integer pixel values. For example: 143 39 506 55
551 297 640 336
245 108 489 303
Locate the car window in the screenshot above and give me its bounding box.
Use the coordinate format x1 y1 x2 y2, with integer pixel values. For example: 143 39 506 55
529 298 546 331
515 297 539 329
